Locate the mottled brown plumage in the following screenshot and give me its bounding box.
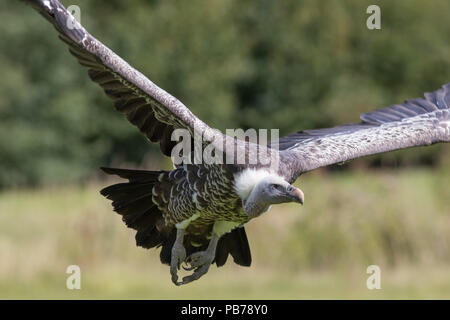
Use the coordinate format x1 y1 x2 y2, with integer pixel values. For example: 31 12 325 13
100 166 251 268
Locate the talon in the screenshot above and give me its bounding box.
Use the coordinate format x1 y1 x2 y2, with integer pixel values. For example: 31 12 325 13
181 264 210 285
176 250 214 284
182 264 196 271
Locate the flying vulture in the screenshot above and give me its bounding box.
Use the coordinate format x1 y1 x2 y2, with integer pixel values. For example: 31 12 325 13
22 0 450 285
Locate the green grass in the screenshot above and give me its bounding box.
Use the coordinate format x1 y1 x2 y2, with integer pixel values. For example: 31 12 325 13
0 167 449 299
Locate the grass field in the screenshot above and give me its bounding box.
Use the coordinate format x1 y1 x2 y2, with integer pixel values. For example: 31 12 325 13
1 167 450 299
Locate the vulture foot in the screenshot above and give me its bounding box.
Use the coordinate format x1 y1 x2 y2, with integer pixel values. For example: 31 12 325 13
180 250 215 284
183 251 215 270
177 233 220 285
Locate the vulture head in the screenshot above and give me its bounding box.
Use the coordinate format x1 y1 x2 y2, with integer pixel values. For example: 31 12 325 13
234 170 304 218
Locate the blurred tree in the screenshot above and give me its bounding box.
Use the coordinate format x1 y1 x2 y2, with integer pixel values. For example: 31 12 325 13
0 0 449 188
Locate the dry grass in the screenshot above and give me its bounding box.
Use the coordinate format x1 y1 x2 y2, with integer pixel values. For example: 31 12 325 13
0 167 449 299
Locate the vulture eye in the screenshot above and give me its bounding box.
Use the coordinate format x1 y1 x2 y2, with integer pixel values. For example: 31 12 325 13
271 184 284 191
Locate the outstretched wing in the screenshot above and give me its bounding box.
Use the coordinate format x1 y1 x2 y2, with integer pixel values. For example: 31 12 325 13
23 0 222 157
279 83 450 179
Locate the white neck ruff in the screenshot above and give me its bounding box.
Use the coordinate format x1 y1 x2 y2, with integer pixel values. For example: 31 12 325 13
233 168 285 200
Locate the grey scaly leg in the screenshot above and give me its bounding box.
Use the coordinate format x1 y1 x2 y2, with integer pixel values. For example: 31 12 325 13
170 228 186 286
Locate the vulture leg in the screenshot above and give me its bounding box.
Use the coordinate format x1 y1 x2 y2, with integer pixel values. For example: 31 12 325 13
170 228 187 286
181 234 219 285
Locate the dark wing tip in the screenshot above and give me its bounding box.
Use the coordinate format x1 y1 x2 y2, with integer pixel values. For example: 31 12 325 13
361 82 450 125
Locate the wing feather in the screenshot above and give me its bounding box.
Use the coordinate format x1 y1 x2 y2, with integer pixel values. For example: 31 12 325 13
23 0 220 157
279 83 450 180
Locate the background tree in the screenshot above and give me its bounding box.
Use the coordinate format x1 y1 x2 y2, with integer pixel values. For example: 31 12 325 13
1 0 449 188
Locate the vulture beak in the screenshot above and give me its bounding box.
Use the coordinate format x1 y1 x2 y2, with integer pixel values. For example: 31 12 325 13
289 187 304 205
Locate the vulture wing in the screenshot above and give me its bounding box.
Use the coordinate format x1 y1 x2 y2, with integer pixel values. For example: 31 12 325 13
278 83 450 178
23 0 224 157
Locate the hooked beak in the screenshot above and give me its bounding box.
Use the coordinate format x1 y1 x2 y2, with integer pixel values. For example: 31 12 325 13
289 187 304 205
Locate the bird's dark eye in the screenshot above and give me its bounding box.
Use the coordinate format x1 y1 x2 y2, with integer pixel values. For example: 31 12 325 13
271 184 284 191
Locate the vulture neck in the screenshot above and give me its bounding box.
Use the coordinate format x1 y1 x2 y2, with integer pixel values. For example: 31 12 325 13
234 168 284 218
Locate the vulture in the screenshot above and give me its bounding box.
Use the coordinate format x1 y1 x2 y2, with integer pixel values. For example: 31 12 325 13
22 0 450 285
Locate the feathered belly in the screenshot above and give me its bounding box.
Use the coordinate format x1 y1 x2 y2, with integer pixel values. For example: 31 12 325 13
153 165 249 226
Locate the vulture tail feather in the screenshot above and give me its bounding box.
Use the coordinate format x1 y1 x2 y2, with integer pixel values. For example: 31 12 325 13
100 167 173 263
218 227 252 267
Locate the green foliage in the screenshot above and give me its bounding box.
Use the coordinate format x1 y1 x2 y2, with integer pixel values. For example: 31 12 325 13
1 0 450 187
